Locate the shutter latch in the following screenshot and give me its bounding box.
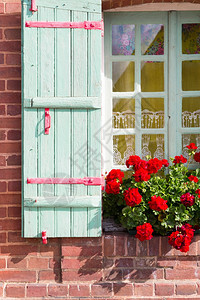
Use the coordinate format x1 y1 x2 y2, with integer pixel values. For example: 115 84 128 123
42 231 47 244
45 108 51 135
29 0 37 13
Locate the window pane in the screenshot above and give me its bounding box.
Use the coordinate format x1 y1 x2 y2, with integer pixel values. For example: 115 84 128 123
113 135 135 165
141 61 164 92
142 134 164 160
112 61 135 92
113 98 135 128
182 60 200 91
112 25 135 55
182 134 200 161
182 24 200 54
141 24 164 55
182 97 200 128
141 98 164 128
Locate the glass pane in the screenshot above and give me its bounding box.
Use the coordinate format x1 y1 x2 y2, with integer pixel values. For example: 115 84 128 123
182 60 200 91
182 24 200 54
141 24 164 55
141 61 164 92
112 25 135 55
182 97 200 128
182 134 200 161
113 135 135 165
141 98 164 128
112 61 135 92
142 134 164 160
113 98 135 128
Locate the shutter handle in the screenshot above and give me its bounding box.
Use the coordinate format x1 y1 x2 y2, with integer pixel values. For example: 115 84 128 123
45 108 51 135
42 231 47 244
29 0 37 13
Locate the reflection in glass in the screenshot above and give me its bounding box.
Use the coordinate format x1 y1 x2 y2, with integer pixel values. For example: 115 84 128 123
112 62 135 92
113 98 135 128
182 134 200 161
142 134 164 160
182 24 200 54
113 135 135 165
141 61 164 92
182 97 200 128
182 60 200 91
141 98 164 128
112 25 135 56
141 24 164 55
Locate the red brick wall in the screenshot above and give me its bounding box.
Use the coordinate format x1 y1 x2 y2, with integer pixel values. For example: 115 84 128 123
1 0 200 298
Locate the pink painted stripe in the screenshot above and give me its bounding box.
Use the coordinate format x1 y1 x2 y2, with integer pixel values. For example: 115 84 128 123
27 177 104 187
29 0 37 13
26 20 103 31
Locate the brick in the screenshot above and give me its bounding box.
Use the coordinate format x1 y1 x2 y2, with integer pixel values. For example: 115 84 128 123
177 283 196 295
0 54 4 64
0 29 2 39
135 257 156 268
0 15 21 27
103 257 114 268
8 181 21 192
1 245 37 256
8 206 21 217
0 141 21 154
0 207 6 218
0 3 4 14
29 257 49 270
7 129 21 140
116 235 126 256
0 182 6 192
157 257 177 268
0 259 6 268
161 236 174 256
62 245 102 257
103 268 123 281
0 271 36 282
135 283 153 296
62 237 102 246
49 257 60 269
177 257 197 268
4 28 21 40
137 240 148 256
0 119 21 129
7 105 21 116
102 1 111 10
7 257 27 269
0 81 5 91
0 219 20 231
7 155 21 166
5 3 21 14
111 0 121 8
48 284 68 297
0 168 21 179
91 283 112 297
63 270 102 282
6 284 25 298
149 236 160 256
0 130 6 140
7 80 21 91
62 257 102 269
127 236 136 256
123 268 164 280
122 0 132 5
0 232 7 243
0 155 6 166
27 284 47 297
104 235 114 256
6 54 21 65
113 283 133 296
39 270 58 281
0 93 21 105
8 231 24 243
0 41 21 52
165 268 196 280
0 194 21 205
0 105 5 115
0 68 21 79
155 283 174 296
115 258 134 268
69 284 90 297
40 244 60 257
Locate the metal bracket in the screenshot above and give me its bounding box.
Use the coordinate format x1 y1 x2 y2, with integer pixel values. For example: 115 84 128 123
29 0 37 13
45 108 51 135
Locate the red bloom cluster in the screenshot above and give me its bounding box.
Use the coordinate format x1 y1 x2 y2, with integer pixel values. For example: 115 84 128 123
105 180 120 194
124 188 142 207
162 159 169 167
180 192 195 207
147 158 163 174
126 155 147 170
195 189 200 198
188 175 199 183
106 169 124 184
173 155 187 165
194 152 200 163
186 143 198 150
135 223 153 241
148 195 168 211
133 169 150 182
168 224 194 252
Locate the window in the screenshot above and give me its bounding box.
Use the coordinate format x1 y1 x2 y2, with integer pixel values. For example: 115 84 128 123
103 11 200 172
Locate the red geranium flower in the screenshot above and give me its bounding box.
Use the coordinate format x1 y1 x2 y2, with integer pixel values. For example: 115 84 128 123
148 195 168 211
147 158 163 174
180 192 195 207
173 155 187 165
106 169 124 184
162 159 169 167
188 175 199 183
126 155 147 171
124 188 142 207
105 179 120 194
135 223 153 242
195 189 200 198
194 152 200 163
186 143 198 150
133 168 151 182
168 224 194 252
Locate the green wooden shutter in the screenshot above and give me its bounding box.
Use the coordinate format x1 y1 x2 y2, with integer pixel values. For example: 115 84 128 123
22 0 102 237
